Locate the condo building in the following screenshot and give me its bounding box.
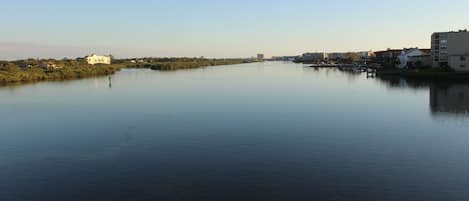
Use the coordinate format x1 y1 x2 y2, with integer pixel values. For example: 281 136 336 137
432 30 469 71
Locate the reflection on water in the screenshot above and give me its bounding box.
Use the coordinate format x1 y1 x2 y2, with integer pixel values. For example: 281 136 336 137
430 83 469 114
377 76 469 128
429 83 469 128
376 76 430 89
377 76 469 115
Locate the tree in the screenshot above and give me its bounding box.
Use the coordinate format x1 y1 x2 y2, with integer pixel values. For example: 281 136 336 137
346 52 360 64
26 58 39 65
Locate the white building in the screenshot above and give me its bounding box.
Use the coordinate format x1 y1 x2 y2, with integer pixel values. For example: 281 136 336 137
86 54 112 65
397 48 430 69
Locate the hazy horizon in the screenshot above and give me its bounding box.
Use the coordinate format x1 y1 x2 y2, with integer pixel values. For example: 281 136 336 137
1 0 468 60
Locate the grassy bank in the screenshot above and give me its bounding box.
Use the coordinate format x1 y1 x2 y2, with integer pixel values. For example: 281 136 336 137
0 58 254 84
0 64 123 84
127 59 252 70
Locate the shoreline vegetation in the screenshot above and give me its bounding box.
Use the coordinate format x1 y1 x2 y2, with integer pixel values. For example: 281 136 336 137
0 58 254 85
126 58 253 71
0 64 123 84
3 56 468 85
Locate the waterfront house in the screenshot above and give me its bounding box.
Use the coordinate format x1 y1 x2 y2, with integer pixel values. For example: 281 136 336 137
407 55 432 68
85 54 112 65
374 49 403 68
397 48 431 69
432 30 469 71
374 49 402 61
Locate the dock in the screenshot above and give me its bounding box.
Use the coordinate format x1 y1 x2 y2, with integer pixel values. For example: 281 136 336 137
366 68 377 78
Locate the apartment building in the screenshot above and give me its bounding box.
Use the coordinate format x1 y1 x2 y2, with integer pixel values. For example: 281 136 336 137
432 30 469 71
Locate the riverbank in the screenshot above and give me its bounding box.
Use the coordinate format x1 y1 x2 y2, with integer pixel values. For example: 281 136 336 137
0 64 123 84
0 59 254 85
127 59 252 71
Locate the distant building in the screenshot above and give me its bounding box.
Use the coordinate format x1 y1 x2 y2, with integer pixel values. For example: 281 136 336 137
358 51 375 62
302 52 328 63
328 52 348 61
271 56 298 61
432 30 469 71
39 62 62 70
328 51 374 63
86 54 112 65
257 54 265 61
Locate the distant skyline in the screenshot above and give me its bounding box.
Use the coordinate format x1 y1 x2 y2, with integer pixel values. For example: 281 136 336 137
1 0 469 60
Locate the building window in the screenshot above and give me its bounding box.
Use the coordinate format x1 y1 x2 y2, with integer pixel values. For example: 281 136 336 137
461 56 466 61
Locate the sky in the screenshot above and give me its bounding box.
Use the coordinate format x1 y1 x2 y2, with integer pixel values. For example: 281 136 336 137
1 0 468 60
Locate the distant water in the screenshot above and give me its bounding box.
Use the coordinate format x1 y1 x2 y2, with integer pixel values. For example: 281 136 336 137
1 62 469 201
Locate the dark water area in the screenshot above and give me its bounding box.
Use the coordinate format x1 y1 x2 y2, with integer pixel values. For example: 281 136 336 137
1 62 469 201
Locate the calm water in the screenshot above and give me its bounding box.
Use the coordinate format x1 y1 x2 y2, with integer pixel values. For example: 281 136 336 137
1 62 469 201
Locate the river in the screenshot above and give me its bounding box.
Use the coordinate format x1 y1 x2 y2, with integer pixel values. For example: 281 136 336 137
1 62 469 201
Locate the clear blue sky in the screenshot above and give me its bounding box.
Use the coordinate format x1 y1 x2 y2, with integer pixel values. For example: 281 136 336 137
1 0 468 59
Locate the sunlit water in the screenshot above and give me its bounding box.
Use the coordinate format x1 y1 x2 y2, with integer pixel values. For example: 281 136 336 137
1 62 469 201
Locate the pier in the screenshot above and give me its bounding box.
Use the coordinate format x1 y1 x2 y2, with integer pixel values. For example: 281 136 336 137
366 68 377 78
